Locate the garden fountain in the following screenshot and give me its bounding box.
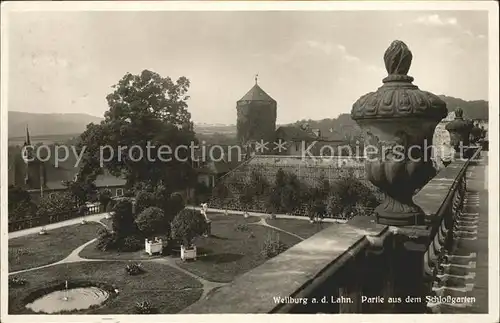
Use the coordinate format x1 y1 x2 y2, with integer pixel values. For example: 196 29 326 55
25 281 111 314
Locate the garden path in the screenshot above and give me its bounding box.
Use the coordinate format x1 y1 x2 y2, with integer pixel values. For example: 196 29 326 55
8 213 309 305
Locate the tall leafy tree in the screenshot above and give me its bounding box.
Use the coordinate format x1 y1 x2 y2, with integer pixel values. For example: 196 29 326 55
77 70 197 189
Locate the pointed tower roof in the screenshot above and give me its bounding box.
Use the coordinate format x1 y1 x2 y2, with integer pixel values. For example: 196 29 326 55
238 76 276 103
24 125 31 146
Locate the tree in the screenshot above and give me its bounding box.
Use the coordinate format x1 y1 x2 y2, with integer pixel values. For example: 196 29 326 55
112 199 138 239
238 181 255 212
135 190 156 215
280 173 301 213
326 194 343 217
36 192 77 218
330 174 378 212
135 207 168 237
63 180 97 205
99 189 112 211
213 183 229 200
76 70 197 189
171 208 207 246
8 185 36 221
249 170 269 195
265 168 287 214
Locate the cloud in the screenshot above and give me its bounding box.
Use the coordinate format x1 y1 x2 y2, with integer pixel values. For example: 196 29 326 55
299 41 360 62
414 14 458 26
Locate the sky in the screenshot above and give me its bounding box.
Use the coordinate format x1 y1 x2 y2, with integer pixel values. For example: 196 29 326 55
6 10 489 125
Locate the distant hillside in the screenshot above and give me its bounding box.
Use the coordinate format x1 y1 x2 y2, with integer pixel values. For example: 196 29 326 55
290 96 488 137
439 95 488 120
8 95 487 142
8 111 103 138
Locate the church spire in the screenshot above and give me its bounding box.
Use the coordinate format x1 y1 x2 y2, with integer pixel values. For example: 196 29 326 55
24 125 31 146
255 73 258 85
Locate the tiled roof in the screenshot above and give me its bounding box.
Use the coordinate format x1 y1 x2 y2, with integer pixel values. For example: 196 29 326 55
238 84 275 103
275 126 316 141
319 129 345 142
193 145 242 174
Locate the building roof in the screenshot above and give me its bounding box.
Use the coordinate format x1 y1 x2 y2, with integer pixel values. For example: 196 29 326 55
193 145 243 175
238 84 276 103
275 126 316 141
319 129 345 142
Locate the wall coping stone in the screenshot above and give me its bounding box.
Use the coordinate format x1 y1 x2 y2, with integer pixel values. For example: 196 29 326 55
181 216 386 314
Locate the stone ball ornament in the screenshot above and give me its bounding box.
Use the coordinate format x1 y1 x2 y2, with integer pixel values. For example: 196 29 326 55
351 40 448 226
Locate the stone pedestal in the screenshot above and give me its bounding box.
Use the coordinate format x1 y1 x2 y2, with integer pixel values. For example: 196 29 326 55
204 220 212 237
368 228 430 313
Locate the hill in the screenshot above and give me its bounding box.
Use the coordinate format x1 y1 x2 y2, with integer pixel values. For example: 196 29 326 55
8 111 103 138
7 95 487 143
439 95 488 120
289 96 488 139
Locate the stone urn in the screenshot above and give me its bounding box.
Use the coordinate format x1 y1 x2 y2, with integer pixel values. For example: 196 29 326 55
445 107 474 158
351 40 448 226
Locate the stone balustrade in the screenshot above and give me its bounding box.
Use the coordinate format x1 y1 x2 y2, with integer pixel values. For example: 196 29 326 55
181 146 481 314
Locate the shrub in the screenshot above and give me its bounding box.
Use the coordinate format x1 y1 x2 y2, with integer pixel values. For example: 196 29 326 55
171 208 207 246
280 176 301 213
8 186 36 221
135 207 168 237
235 223 249 232
261 231 288 259
9 277 27 287
125 263 145 276
105 201 115 214
36 192 76 218
326 194 343 217
249 170 269 195
112 200 138 239
96 228 117 251
331 175 378 211
135 190 156 215
135 300 157 314
99 189 113 212
166 192 185 220
213 183 229 200
123 189 136 197
63 180 97 205
78 204 87 216
119 235 143 252
238 182 255 212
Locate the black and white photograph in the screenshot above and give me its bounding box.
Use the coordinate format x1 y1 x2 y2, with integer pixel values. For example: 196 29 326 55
1 1 498 322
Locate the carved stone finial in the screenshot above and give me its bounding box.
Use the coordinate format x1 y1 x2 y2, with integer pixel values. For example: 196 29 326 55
454 107 463 119
384 40 413 76
350 41 448 226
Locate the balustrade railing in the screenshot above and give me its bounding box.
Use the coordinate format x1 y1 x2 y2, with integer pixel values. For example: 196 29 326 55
182 147 482 314
8 203 103 233
422 146 481 312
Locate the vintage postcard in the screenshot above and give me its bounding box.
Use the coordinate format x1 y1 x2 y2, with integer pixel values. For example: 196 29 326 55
1 1 498 323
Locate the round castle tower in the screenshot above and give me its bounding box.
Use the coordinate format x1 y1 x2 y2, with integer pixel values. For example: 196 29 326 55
236 77 277 147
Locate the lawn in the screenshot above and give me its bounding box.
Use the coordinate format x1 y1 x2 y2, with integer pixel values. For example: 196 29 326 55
79 214 334 283
265 218 334 239
175 218 302 283
9 261 203 314
79 213 261 261
8 222 103 272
